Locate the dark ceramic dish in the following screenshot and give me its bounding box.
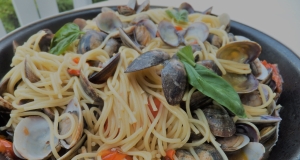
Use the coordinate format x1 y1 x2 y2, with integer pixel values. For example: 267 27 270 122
0 6 300 160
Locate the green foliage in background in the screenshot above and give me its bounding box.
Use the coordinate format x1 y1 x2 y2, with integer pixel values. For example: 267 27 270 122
0 0 20 32
0 0 106 33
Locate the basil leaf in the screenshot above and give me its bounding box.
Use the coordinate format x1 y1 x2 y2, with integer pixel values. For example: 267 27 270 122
50 23 83 55
176 46 195 66
183 62 247 118
165 9 189 23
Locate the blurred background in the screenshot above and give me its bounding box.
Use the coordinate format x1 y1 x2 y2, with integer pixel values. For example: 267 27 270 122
0 0 105 33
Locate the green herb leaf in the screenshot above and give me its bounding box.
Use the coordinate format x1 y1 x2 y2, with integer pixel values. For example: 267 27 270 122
50 23 83 55
176 46 195 66
165 9 189 23
182 61 247 118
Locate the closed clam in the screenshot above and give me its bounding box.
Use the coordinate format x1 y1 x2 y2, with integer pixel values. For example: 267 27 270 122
125 50 170 73
197 60 222 76
73 18 87 30
161 56 187 105
202 105 236 137
59 97 84 149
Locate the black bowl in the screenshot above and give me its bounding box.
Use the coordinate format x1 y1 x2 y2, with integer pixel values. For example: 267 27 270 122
0 6 300 160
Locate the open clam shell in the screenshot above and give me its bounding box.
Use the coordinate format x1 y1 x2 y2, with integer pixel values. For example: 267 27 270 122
95 10 123 34
158 20 180 47
236 121 260 142
184 22 209 44
118 27 142 53
134 19 157 47
89 52 121 84
179 2 195 14
227 142 265 160
217 134 250 152
222 73 259 94
14 116 59 159
59 97 84 149
216 41 261 64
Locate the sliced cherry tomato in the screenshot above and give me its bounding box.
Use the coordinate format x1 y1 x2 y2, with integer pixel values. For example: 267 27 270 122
148 97 161 118
175 26 183 31
72 57 80 64
67 69 80 76
97 149 132 160
261 60 283 93
165 149 175 160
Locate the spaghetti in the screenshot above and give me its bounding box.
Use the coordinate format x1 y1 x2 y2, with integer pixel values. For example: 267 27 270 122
0 4 282 160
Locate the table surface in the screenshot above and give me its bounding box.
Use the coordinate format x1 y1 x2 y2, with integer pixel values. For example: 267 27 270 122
79 0 300 57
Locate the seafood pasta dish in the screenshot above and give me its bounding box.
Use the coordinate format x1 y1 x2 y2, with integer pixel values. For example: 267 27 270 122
0 0 283 160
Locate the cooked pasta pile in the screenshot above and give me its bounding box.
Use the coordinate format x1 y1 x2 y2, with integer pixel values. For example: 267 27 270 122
0 7 279 160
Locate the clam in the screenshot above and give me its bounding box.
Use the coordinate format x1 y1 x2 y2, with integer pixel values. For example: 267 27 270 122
14 116 60 159
259 125 277 144
125 50 170 73
95 10 123 34
12 40 19 53
158 20 181 47
207 34 222 48
59 97 83 149
250 58 269 79
104 38 120 57
89 52 121 84
79 71 104 106
77 30 106 54
217 134 250 152
134 19 157 47
236 121 260 142
235 35 250 41
188 91 212 111
73 18 87 31
216 41 261 64
118 27 142 53
176 143 222 160
202 6 213 15
161 56 187 105
218 13 230 32
197 60 222 76
117 0 138 16
222 73 259 94
117 0 137 16
226 142 265 160
179 2 195 14
136 0 150 13
184 22 209 44
130 14 150 25
202 105 236 137
24 56 40 83
38 29 54 52
228 33 236 42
